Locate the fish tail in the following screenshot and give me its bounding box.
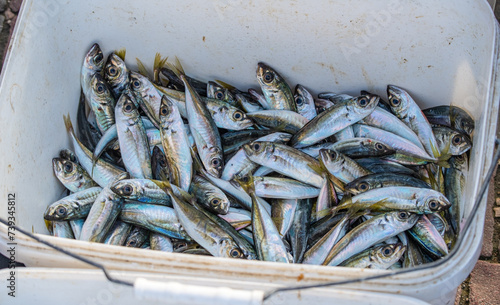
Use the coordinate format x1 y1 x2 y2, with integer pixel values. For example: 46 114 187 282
136 57 150 78
63 114 75 136
215 79 236 91
114 48 126 60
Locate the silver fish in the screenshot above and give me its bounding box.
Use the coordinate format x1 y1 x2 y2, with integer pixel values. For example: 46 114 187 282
52 158 97 192
256 62 296 112
290 95 379 148
387 85 441 158
159 96 192 190
115 94 152 179
183 75 224 177
323 211 418 266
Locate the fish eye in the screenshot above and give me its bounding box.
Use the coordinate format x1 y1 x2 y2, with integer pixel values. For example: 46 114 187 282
460 121 466 128
94 54 103 64
452 135 462 145
215 90 224 100
128 240 136 246
382 246 394 256
132 79 141 89
124 103 134 113
159 158 167 167
252 142 261 151
210 198 220 206
96 84 105 93
57 206 67 216
230 248 242 258
211 158 221 167
108 66 117 76
456 154 464 161
122 184 133 195
398 211 409 219
357 98 368 107
263 71 274 83
233 111 244 121
329 150 337 159
389 97 401 107
358 182 369 191
160 106 169 116
296 97 304 106
428 200 439 210
63 162 74 173
375 143 385 151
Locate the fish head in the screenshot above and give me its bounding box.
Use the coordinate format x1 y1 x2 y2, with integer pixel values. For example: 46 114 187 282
207 81 225 100
349 94 379 115
294 84 313 108
204 147 224 177
256 62 282 89
83 43 104 72
110 179 142 200
104 53 127 85
387 85 411 119
207 194 231 215
219 238 247 259
449 153 469 171
116 93 140 122
362 139 395 156
44 200 76 221
373 243 406 265
228 108 253 129
90 73 112 100
449 132 472 156
456 116 475 136
392 211 419 225
159 95 180 122
52 158 76 179
421 194 451 213
129 71 148 94
345 178 376 195
243 141 273 159
59 149 77 162
319 149 344 171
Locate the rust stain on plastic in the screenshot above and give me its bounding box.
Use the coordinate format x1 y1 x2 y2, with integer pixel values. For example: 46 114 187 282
202 36 206 42
297 273 304 281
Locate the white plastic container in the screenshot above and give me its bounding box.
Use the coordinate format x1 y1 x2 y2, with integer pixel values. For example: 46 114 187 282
0 0 498 304
0 268 431 305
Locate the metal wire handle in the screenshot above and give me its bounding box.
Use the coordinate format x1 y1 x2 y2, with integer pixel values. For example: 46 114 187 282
0 139 498 302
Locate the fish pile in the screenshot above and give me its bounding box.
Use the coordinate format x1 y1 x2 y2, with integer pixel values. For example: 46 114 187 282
43 43 474 269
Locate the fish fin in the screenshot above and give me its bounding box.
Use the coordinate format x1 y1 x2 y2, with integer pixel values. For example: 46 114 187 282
430 141 441 159
426 164 439 191
233 173 255 193
153 53 168 84
173 56 185 75
136 58 151 78
190 146 207 175
331 195 352 216
313 207 333 220
63 114 75 136
215 80 236 91
114 48 126 60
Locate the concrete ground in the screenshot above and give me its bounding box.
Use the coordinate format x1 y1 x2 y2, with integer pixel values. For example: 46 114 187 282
0 1 500 304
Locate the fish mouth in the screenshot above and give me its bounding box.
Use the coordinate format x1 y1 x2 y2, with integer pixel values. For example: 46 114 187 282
256 62 270 77
52 158 63 173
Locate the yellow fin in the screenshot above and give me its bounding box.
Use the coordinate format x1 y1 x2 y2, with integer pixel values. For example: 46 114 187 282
215 79 236 91
114 48 126 60
136 58 151 78
173 56 185 75
153 53 168 83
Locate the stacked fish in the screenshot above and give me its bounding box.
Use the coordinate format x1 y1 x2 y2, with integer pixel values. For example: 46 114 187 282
43 43 474 269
